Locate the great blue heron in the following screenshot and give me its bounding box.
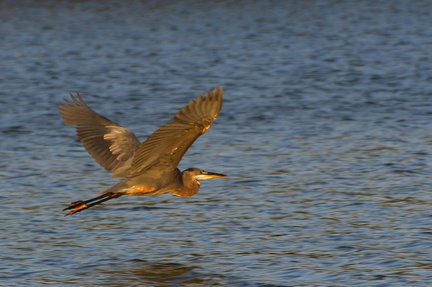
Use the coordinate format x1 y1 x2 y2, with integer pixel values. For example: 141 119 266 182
59 87 226 216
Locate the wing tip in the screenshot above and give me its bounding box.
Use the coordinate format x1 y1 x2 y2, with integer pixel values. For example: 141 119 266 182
58 92 85 112
171 87 224 123
212 86 223 99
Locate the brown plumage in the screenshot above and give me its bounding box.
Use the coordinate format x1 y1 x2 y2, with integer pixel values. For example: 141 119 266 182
59 88 226 216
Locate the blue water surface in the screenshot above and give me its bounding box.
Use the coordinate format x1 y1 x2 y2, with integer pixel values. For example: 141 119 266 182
1 1 432 286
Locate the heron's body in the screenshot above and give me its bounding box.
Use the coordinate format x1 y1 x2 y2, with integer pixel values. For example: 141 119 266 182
101 167 198 197
59 88 225 215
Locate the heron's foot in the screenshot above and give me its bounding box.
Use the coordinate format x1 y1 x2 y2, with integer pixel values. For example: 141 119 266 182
62 192 123 216
63 200 89 216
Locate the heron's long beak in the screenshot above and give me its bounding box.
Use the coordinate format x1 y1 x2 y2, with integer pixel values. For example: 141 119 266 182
196 171 227 180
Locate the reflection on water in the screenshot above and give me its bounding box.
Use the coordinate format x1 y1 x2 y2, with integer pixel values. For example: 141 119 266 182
2 0 432 286
131 262 193 279
97 260 285 287
101 261 206 286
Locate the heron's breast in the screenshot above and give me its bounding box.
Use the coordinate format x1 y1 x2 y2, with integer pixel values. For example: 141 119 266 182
125 185 161 196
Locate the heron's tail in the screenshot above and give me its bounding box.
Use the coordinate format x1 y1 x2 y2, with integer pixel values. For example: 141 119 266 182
63 192 122 216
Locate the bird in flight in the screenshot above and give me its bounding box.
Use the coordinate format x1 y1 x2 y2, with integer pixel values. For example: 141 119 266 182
59 87 226 216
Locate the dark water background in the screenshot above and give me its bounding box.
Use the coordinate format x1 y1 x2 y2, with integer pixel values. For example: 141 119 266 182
1 1 432 286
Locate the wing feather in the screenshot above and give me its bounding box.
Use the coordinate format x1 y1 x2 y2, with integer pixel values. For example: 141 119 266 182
59 93 141 177
127 87 223 176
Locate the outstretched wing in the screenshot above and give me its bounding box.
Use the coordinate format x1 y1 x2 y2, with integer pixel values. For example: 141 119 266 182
59 93 141 177
127 87 223 176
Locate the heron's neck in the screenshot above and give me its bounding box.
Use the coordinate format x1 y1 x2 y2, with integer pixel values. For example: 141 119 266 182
173 172 200 197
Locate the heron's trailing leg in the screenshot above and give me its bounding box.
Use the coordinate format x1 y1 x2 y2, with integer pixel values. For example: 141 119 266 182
63 192 122 216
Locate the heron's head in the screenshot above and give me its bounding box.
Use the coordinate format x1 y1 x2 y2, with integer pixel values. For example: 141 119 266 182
183 168 227 181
